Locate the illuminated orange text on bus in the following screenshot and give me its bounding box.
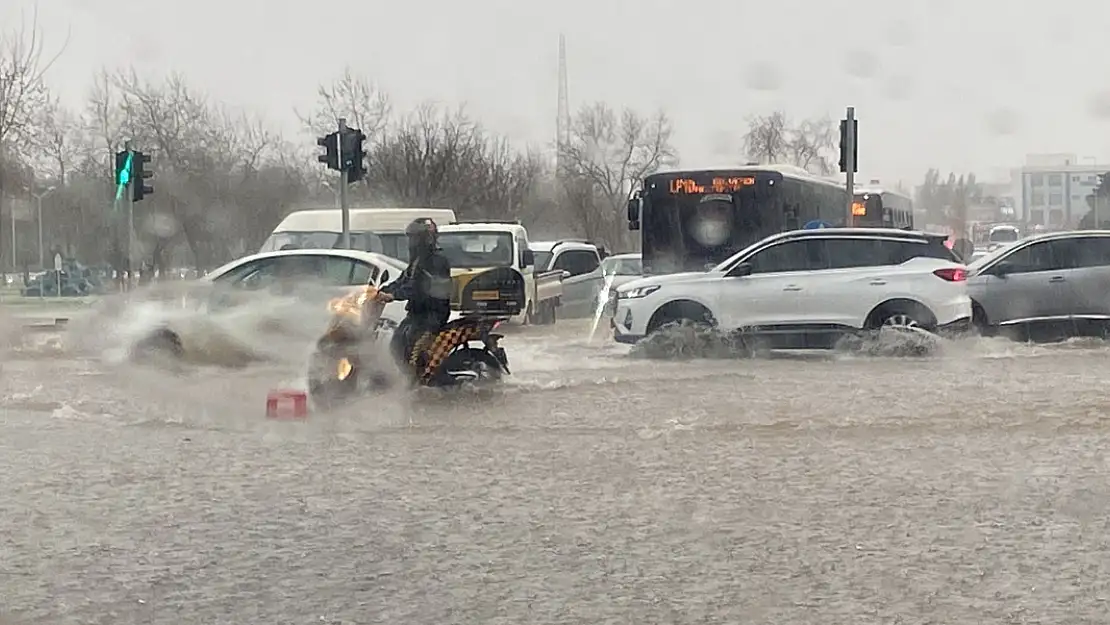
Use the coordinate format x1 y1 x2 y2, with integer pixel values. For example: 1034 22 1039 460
670 176 756 194
670 178 705 194
851 202 866 216
710 177 755 192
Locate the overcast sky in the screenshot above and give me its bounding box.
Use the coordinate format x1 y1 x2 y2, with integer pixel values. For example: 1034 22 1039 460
6 0 1110 186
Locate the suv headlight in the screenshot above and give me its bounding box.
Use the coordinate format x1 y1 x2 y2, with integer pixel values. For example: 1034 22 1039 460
618 285 660 300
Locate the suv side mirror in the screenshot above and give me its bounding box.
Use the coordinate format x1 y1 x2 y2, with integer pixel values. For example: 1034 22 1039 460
727 262 753 277
521 249 535 268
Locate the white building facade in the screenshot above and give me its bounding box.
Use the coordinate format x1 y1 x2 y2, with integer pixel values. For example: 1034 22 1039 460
1018 153 1109 228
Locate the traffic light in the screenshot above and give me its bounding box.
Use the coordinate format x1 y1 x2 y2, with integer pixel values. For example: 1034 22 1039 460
342 128 367 183
838 119 858 173
114 150 131 186
317 132 339 170
131 151 153 202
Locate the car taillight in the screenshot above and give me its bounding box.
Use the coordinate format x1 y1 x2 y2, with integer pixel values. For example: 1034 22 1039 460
933 267 967 282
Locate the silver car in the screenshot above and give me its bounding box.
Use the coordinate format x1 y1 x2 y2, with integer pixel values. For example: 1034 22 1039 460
967 230 1110 339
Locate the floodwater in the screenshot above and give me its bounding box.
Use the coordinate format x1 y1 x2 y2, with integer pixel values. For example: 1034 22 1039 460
3 301 1110 624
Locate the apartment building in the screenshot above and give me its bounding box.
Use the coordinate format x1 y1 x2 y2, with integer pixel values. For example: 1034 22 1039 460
1019 153 1109 227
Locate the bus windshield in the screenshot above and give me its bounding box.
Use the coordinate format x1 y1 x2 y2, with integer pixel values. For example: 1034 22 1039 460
643 191 758 274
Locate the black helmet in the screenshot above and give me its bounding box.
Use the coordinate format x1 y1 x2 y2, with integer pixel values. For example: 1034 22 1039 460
406 218 438 257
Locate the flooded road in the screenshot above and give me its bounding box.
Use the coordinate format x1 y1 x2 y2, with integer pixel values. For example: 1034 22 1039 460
3 311 1110 624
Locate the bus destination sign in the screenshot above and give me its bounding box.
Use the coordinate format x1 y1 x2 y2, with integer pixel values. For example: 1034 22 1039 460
669 176 756 194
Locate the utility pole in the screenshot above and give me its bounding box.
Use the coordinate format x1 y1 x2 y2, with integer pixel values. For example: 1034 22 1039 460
839 107 858 226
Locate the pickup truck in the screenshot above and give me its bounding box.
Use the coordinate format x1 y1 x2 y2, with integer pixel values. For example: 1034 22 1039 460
437 222 564 325
530 239 608 318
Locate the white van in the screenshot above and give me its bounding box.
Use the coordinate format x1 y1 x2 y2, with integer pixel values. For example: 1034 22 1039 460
260 207 457 261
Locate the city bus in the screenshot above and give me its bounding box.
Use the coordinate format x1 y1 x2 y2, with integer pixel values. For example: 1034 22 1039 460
626 165 848 274
852 187 913 229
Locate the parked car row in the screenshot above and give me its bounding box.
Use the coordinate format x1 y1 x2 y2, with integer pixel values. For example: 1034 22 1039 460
610 228 1110 349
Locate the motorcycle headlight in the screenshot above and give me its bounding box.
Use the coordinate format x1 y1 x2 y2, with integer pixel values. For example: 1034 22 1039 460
618 285 660 300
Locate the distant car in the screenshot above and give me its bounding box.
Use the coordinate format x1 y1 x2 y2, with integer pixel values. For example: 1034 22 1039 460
612 228 971 349
968 230 1110 340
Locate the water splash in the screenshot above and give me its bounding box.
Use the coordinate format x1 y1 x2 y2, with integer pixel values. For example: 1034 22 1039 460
587 271 619 345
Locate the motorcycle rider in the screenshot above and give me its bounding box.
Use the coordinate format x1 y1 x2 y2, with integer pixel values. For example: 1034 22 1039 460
375 218 453 379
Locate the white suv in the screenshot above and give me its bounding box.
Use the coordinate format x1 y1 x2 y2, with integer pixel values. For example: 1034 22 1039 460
611 229 971 349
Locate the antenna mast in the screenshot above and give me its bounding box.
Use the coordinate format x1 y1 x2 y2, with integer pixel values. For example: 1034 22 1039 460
556 34 570 178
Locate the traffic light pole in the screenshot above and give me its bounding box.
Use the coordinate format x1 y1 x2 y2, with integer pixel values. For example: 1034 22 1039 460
337 117 350 249
844 107 856 226
123 140 136 291
338 118 351 249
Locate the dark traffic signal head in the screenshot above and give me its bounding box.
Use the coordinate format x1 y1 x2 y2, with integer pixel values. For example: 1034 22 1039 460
317 132 340 170
838 119 858 173
342 129 368 183
132 151 153 202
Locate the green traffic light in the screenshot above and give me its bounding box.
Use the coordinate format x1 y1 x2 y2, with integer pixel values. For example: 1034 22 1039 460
115 151 134 201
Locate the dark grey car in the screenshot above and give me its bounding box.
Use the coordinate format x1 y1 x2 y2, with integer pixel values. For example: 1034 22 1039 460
967 230 1110 339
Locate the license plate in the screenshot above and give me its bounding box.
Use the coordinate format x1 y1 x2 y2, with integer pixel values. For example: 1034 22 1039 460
471 290 500 301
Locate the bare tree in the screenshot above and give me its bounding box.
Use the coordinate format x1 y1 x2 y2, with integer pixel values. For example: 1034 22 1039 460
0 9 65 268
7 59 688 274
743 112 836 175
0 9 63 156
297 67 391 139
32 96 81 184
787 116 835 175
558 103 677 244
742 112 789 165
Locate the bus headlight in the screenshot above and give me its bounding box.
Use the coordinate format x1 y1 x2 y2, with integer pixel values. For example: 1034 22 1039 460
618 285 660 300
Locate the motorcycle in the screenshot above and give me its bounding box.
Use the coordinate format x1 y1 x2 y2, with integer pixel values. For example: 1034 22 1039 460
307 266 524 408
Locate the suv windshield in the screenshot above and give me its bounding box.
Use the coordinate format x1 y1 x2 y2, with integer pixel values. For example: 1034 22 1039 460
438 231 514 268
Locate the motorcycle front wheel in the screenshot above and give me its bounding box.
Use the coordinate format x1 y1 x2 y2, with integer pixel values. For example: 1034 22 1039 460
307 349 360 410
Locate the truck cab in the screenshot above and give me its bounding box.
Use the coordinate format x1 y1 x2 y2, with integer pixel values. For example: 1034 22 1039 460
530 240 607 318
437 222 564 324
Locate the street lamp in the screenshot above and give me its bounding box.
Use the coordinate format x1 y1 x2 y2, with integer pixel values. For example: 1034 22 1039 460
30 186 56 271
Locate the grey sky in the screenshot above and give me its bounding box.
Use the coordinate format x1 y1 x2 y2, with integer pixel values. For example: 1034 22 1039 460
6 0 1110 185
